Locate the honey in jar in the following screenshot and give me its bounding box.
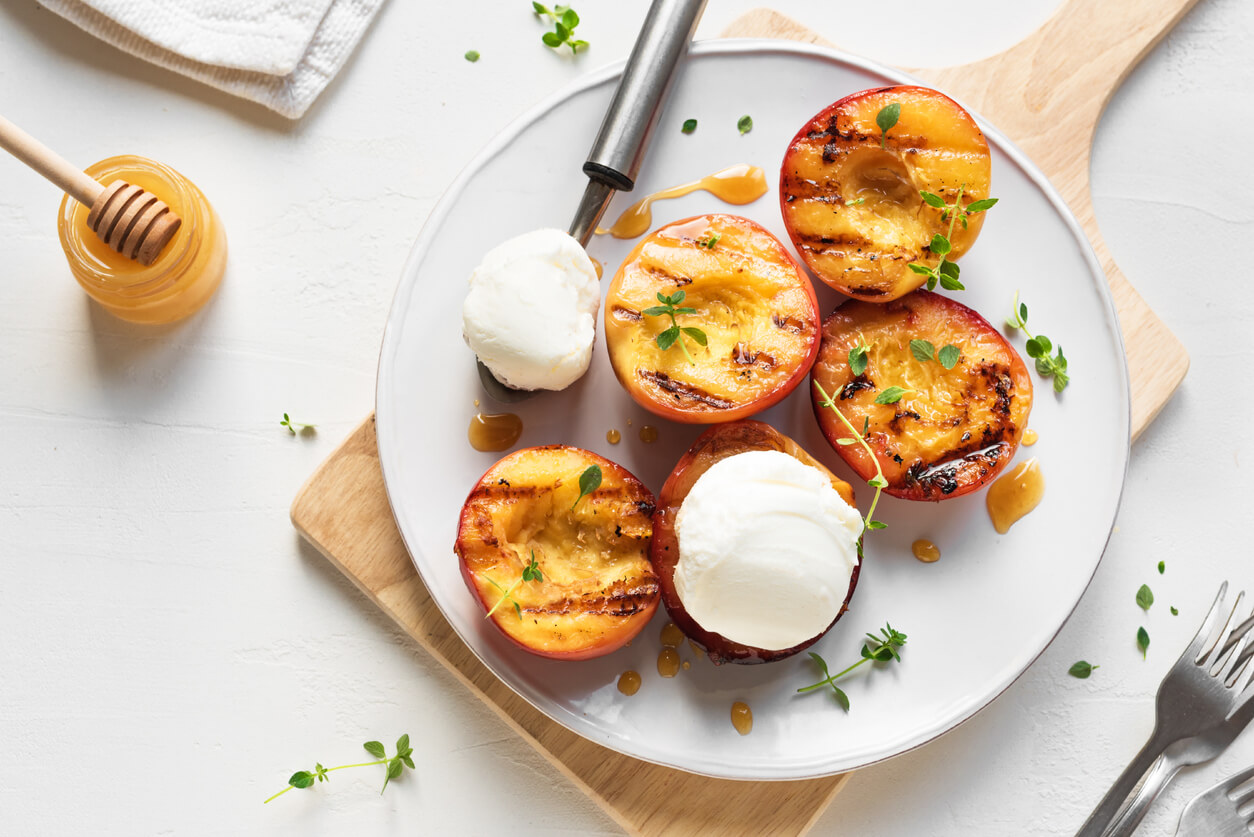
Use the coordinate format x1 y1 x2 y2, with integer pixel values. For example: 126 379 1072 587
57 155 226 324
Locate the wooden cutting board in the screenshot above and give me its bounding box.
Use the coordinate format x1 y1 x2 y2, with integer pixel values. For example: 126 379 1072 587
291 3 1194 834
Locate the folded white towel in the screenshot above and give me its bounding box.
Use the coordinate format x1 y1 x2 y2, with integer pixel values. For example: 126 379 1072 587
38 0 385 118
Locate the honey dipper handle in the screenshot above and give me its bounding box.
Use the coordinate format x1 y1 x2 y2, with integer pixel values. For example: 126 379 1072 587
0 113 104 207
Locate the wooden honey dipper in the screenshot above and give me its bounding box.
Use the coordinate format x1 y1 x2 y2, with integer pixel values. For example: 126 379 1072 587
0 113 181 266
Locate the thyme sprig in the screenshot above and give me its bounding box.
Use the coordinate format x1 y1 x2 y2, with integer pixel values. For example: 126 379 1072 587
264 735 413 803
813 380 888 543
643 290 707 364
1006 290 1070 392
485 550 543 621
909 185 998 291
797 624 908 710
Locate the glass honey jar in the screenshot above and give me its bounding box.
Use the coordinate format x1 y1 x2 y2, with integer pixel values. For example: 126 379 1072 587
57 155 226 325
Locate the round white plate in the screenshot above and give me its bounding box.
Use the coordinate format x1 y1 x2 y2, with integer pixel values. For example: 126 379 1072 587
376 40 1130 780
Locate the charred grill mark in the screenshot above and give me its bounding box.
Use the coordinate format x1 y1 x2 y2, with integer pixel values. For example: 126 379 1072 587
532 575 661 617
732 342 777 369
641 265 692 287
848 286 890 298
840 376 874 398
610 305 641 322
903 442 1010 497
635 500 656 518
792 231 873 248
771 313 812 334
637 370 735 410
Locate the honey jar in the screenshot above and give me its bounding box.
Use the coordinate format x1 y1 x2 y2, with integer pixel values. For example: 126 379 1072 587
57 155 226 324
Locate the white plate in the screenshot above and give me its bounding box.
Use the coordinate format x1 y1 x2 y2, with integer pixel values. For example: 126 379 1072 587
376 41 1130 780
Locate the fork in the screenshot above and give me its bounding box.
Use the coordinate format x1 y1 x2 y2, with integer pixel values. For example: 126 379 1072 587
1076 581 1254 837
1176 763 1254 836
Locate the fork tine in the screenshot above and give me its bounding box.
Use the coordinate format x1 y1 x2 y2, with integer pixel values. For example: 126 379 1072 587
1191 581 1231 664
1231 773 1254 806
1218 611 1254 662
1203 590 1245 670
1231 641 1254 690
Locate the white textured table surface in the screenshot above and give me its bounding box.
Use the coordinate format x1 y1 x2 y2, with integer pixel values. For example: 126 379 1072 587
2 1 1252 834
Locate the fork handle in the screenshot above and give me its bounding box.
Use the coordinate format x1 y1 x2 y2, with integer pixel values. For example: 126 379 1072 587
1103 753 1182 837
1075 729 1172 837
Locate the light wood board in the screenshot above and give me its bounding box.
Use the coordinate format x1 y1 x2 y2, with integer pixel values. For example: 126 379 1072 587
292 4 1194 834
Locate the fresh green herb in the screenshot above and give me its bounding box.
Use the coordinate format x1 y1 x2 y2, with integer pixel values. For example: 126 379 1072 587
797 624 908 711
464 50 480 62
681 118 697 134
1158 561 1165 574
1136 584 1154 611
1006 291 1070 392
1137 626 1150 659
521 549 543 583
484 576 524 620
908 185 997 292
572 464 602 510
814 380 889 546
642 290 707 365
907 339 961 371
697 231 721 250
533 3 588 54
264 734 413 803
874 386 914 405
280 413 315 435
875 103 900 149
1171 606 1179 616
848 341 869 377
847 197 866 206
737 115 753 135
1068 661 1099 679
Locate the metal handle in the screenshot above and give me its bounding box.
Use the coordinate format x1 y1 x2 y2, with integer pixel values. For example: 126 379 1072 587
1103 753 1181 837
1075 728 1172 837
581 0 707 192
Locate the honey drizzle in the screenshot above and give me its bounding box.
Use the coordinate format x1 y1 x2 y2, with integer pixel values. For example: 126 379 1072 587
660 622 684 647
639 425 658 443
467 412 523 452
596 164 768 240
986 458 1045 534
730 702 753 735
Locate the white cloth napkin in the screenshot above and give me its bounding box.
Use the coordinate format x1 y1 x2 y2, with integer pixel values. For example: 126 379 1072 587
38 0 385 118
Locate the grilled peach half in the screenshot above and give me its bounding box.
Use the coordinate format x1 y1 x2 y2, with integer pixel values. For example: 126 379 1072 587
780 85 992 302
454 446 659 660
810 292 1032 501
650 420 859 665
604 214 820 423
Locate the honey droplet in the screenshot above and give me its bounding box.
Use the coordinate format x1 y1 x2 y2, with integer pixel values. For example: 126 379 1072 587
606 428 621 445
617 670 642 696
688 639 705 659
912 539 941 563
731 701 753 735
987 458 1045 534
598 164 769 240
639 425 658 443
473 399 480 407
660 622 684 648
1023 428 1038 446
657 648 681 678
626 418 633 426
682 660 690 670
591 257 604 279
467 412 523 452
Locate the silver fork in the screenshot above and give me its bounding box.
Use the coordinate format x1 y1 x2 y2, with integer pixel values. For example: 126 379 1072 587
1176 763 1254 836
1076 581 1254 837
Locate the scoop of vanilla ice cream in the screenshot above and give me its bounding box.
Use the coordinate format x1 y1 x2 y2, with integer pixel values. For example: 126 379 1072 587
462 228 600 391
674 450 863 651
